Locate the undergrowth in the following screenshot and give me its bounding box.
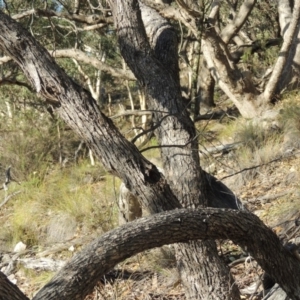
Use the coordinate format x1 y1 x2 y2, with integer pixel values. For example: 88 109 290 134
0 162 119 249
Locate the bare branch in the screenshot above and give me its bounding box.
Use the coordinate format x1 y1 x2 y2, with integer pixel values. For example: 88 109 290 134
32 208 300 300
0 49 136 81
52 49 136 80
0 191 21 208
0 77 35 92
12 8 113 25
221 0 257 44
141 0 199 37
175 0 202 18
208 0 221 21
110 109 152 119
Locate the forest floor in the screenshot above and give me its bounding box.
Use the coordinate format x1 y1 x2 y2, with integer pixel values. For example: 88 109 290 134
1 98 300 300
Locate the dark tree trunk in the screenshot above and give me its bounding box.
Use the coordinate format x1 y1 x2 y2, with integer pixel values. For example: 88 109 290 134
111 1 240 299
0 272 29 300
0 0 299 299
1 7 300 300
0 3 240 300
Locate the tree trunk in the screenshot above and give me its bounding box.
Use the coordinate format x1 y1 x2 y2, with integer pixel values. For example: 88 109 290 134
276 0 300 93
1 6 300 300
0 7 240 299
262 0 300 101
0 272 29 300
220 0 257 44
196 57 216 115
197 0 299 117
202 25 263 118
14 209 300 300
112 1 240 299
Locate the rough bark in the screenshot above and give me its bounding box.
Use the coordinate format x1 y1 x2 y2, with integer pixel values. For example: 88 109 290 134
143 0 299 118
0 7 240 300
119 182 143 225
0 3 241 300
0 271 29 300
0 11 182 214
111 1 240 298
1 209 299 300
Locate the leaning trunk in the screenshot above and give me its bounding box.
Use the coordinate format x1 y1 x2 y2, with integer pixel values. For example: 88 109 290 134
202 25 263 118
276 0 300 93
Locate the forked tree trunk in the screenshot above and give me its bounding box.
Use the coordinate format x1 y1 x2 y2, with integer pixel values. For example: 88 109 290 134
0 7 239 300
113 1 240 299
202 0 300 118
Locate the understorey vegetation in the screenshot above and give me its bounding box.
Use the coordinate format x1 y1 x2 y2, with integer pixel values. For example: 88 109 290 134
0 1 300 300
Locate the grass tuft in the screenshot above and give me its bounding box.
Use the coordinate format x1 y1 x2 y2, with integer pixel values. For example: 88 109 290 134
1 163 118 249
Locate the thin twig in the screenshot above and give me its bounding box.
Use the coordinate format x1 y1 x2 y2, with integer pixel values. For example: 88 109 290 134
0 190 21 208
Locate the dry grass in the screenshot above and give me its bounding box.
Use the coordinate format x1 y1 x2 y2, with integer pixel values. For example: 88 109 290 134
0 163 119 250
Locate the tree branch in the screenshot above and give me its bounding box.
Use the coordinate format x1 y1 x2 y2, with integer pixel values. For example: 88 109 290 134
52 49 136 80
0 271 29 300
0 49 136 81
32 208 300 300
1 208 299 299
221 0 257 44
12 8 114 25
141 0 199 37
0 77 35 92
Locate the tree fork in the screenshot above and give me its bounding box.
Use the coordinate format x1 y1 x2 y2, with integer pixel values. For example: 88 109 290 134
109 1 240 298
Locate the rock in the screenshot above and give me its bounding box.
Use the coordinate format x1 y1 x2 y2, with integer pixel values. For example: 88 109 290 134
46 214 77 244
13 241 26 253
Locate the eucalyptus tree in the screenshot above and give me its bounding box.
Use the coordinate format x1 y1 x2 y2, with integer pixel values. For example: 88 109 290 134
0 1 300 300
